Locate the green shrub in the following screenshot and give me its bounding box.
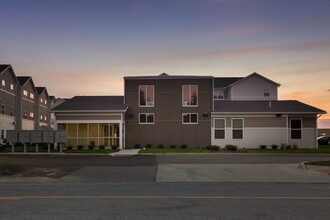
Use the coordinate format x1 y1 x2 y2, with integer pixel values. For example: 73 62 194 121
292 144 298 150
134 144 141 149
285 144 292 150
259 145 267 150
225 145 237 151
280 143 286 150
158 144 164 149
180 144 187 149
111 145 118 150
205 145 220 151
271 144 279 150
77 145 84 150
67 146 73 150
98 145 105 150
170 145 176 149
145 144 152 149
88 145 95 150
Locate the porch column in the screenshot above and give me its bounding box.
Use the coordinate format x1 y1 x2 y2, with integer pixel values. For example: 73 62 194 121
119 121 123 149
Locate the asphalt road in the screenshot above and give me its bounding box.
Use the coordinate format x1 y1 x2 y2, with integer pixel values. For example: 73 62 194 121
0 154 330 219
0 183 329 219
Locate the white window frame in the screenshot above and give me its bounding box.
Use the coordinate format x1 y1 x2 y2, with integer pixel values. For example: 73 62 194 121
139 113 155 124
182 113 198 124
213 88 224 100
182 85 198 107
214 118 226 139
232 118 244 139
139 85 155 107
290 118 302 140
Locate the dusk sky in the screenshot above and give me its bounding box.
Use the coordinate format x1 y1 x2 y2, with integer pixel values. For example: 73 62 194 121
1 0 329 127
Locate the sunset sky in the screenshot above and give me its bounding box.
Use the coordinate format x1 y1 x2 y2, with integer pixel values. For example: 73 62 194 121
1 0 329 127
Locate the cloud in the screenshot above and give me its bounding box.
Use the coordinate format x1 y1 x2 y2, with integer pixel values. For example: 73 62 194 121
215 26 277 37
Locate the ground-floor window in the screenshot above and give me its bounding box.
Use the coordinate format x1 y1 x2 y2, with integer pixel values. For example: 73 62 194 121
182 113 198 124
232 118 243 139
58 123 120 148
214 118 225 139
139 113 154 124
290 119 302 139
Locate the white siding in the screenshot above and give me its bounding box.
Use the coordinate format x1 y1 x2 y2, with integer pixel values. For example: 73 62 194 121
0 115 16 143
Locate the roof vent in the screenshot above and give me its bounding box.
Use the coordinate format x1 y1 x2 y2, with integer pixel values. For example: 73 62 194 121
159 72 169 77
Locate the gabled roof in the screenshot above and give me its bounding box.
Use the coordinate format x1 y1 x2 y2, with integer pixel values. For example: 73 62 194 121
36 87 50 99
0 64 19 84
229 72 281 87
17 76 37 93
214 77 244 88
213 100 326 114
52 96 128 112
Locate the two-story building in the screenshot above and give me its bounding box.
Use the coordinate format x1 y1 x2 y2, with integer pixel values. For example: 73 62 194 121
52 72 326 149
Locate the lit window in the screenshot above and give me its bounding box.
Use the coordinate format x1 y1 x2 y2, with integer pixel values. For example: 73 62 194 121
182 113 198 124
40 115 43 120
29 112 34 119
139 113 154 124
182 85 198 106
290 119 302 139
10 84 14 92
232 118 243 139
214 118 225 139
139 85 154 107
23 90 28 98
30 93 34 99
45 100 47 105
1 80 5 90
44 116 47 122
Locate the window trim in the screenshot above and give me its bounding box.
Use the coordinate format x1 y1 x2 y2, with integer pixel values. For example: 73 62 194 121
290 118 302 140
182 85 198 107
214 118 226 139
264 88 270 97
138 85 155 107
182 113 198 124
139 113 155 124
232 118 244 139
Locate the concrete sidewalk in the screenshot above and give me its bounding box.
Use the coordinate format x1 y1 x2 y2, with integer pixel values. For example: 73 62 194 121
156 164 330 183
109 149 140 156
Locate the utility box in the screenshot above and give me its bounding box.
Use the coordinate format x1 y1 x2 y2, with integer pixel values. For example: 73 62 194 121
31 131 43 143
19 131 31 143
6 130 19 143
55 131 67 143
42 131 55 143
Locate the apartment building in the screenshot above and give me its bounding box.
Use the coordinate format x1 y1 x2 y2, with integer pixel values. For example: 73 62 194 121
52 72 326 149
0 64 52 143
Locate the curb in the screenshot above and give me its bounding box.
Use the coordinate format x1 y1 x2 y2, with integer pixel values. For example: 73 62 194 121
298 161 308 170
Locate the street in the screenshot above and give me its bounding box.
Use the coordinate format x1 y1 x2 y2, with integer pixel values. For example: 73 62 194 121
0 154 330 219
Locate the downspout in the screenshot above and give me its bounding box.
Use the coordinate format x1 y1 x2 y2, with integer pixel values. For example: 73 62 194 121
285 115 289 145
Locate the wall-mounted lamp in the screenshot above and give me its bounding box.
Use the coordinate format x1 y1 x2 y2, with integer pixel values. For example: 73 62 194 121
203 112 209 117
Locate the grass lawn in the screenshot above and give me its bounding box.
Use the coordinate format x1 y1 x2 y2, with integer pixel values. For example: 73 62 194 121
139 148 212 154
241 145 330 154
63 149 119 154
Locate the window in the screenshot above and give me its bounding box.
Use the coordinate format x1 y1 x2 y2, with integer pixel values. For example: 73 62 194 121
30 93 34 99
44 116 47 122
1 105 4 114
1 80 5 90
29 112 34 119
23 90 28 98
290 119 302 139
40 115 43 120
10 84 14 92
41 98 43 103
139 113 154 124
45 100 47 105
23 110 28 119
139 85 154 107
182 85 198 106
1 130 4 140
214 88 224 100
182 113 198 124
232 118 243 139
10 107 13 116
264 88 270 97
214 118 225 139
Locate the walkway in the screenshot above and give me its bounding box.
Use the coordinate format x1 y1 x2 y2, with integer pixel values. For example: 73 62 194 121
109 149 140 156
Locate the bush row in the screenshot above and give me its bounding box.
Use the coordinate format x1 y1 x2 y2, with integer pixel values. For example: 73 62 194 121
259 143 298 150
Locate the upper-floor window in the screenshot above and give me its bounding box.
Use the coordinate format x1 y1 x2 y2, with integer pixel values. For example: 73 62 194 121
23 90 28 98
23 110 28 119
44 116 47 122
45 100 47 105
182 85 198 107
30 93 34 99
10 107 13 116
41 98 43 103
10 84 14 93
182 113 198 124
29 112 34 119
290 119 302 139
264 88 270 97
1 105 4 114
1 80 5 90
214 88 224 100
139 85 154 107
232 118 243 139
40 115 43 120
139 113 154 124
